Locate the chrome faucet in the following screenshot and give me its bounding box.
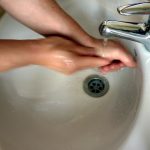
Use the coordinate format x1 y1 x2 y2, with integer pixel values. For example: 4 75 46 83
99 2 150 51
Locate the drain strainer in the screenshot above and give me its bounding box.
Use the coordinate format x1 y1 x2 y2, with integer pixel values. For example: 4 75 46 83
83 75 109 98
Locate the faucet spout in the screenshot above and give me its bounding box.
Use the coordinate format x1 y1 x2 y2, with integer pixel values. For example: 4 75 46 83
99 21 150 51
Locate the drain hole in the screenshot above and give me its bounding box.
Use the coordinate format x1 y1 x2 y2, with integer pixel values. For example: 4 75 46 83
83 75 109 98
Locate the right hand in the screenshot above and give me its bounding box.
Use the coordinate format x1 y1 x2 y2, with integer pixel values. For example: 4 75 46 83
0 36 136 74
33 36 136 75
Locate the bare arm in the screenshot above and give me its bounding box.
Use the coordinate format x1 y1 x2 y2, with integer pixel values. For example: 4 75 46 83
0 37 110 73
0 40 36 71
0 0 136 73
0 0 94 46
0 37 136 74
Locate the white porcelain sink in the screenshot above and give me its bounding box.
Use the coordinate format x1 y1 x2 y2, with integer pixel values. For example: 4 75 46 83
0 0 148 150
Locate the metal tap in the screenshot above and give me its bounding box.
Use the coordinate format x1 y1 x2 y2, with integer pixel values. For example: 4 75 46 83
99 2 150 51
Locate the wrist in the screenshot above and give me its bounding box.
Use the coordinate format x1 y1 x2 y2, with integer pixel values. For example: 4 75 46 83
28 38 55 67
25 39 44 65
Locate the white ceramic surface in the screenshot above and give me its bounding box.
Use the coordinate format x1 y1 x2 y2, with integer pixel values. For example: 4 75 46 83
0 0 148 150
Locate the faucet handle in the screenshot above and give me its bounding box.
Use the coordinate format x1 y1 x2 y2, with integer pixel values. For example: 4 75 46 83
99 20 150 51
118 2 150 16
99 21 148 36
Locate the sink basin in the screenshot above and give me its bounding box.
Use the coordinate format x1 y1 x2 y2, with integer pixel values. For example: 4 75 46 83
0 0 145 150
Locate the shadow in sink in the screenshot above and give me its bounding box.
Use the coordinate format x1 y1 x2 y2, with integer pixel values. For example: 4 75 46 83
0 0 143 150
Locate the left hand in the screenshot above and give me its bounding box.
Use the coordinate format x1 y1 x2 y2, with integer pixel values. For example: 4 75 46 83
91 39 137 73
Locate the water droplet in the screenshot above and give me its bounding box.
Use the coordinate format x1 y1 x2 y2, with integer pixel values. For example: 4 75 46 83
103 38 108 47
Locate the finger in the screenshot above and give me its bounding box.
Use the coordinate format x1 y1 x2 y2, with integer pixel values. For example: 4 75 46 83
109 61 125 70
75 56 111 70
100 66 120 74
111 49 137 68
102 65 122 72
100 62 125 73
96 40 137 68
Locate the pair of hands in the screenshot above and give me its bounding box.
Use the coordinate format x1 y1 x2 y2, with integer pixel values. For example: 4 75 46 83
34 36 136 75
0 0 136 74
0 36 136 74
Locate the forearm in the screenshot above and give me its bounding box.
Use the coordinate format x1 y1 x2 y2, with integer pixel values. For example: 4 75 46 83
0 37 136 74
0 0 93 46
0 40 39 71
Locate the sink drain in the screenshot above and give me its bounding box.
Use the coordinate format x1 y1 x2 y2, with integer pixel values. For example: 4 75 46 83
83 75 109 98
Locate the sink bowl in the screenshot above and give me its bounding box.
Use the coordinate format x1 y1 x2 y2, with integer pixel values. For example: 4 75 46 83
0 0 145 150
